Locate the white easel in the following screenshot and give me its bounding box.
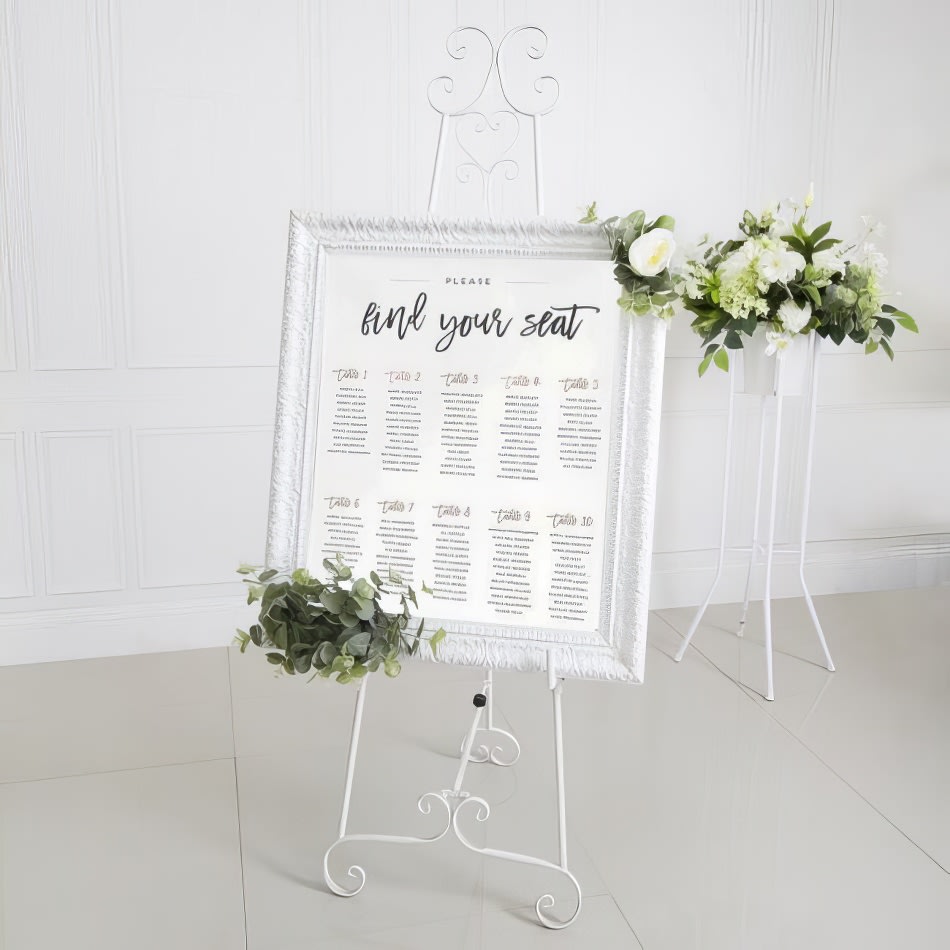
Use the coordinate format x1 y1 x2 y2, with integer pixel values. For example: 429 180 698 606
322 25 582 929
323 654 579 928
672 335 835 700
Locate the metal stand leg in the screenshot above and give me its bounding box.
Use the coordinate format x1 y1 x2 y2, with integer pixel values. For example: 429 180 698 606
675 367 738 662
762 391 785 702
737 395 768 637
322 657 581 929
798 335 835 672
675 338 835 700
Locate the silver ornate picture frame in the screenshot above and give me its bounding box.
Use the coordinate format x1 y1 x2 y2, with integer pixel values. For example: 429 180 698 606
265 213 666 683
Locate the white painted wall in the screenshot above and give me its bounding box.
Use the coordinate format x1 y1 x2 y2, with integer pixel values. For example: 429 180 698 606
1 0 947 663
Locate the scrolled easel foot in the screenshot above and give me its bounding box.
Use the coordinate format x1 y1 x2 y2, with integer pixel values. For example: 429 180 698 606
535 887 582 930
322 792 454 897
322 852 367 897
451 795 582 929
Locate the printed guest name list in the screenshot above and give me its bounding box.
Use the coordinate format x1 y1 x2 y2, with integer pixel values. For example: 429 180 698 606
307 253 619 637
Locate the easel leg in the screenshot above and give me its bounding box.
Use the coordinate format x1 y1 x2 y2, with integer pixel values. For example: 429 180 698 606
453 655 581 929
461 668 522 765
452 686 487 795
324 668 581 928
675 366 738 661
323 677 456 897
427 113 447 215
549 658 567 871
324 678 371 896
338 677 368 839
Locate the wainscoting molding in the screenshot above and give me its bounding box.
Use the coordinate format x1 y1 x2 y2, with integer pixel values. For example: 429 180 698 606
651 534 950 611
0 432 33 598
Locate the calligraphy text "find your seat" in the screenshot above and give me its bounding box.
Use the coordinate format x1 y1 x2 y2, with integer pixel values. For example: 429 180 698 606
360 293 599 353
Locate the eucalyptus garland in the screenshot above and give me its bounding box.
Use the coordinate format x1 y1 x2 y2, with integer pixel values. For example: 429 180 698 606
234 558 446 683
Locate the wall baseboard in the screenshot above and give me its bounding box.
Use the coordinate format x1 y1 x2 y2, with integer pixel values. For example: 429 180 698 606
1 536 947 665
650 534 950 610
0 597 255 666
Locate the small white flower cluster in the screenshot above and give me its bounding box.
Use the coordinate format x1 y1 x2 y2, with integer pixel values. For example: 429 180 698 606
718 236 805 316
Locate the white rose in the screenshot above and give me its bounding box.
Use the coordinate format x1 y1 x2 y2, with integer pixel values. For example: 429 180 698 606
628 228 676 277
777 298 812 333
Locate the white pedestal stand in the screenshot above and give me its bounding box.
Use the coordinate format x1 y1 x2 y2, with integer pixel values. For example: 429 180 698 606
672 334 835 700
322 654 581 929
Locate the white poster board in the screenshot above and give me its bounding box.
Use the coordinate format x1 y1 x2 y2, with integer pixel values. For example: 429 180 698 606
267 216 667 682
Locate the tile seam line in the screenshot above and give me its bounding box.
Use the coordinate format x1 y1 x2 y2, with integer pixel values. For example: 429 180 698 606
0 753 235 788
320 910 483 942
606 892 647 948
666 622 950 877
226 648 250 949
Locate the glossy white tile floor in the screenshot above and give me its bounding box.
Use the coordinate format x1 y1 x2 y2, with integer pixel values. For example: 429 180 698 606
1 587 948 949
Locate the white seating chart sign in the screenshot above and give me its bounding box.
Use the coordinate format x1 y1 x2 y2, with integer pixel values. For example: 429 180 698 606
310 252 615 635
267 215 667 683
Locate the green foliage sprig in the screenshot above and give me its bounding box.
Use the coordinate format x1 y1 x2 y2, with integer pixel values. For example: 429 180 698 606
234 558 446 684
580 202 678 319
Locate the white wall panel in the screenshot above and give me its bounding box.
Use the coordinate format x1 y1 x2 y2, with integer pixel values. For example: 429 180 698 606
0 3 25 373
824 0 950 347
133 427 272 588
810 407 950 541
1 0 947 662
119 0 304 368
320 1 405 216
0 286 14 372
590 0 750 241
654 412 729 554
37 431 124 594
0 434 32 598
816 351 950 409
14 0 118 370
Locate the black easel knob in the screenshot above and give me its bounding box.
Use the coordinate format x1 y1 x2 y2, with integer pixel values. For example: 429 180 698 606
473 693 487 707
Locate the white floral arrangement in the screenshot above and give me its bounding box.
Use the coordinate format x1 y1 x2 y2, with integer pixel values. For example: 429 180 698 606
580 201 677 319
674 187 918 375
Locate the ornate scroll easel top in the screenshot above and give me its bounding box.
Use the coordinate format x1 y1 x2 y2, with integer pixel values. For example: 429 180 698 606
426 26 560 220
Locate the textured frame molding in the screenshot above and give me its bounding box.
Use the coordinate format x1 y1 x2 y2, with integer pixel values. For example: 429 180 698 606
266 213 667 683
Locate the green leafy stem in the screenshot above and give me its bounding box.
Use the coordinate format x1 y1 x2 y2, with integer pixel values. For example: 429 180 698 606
234 557 446 684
